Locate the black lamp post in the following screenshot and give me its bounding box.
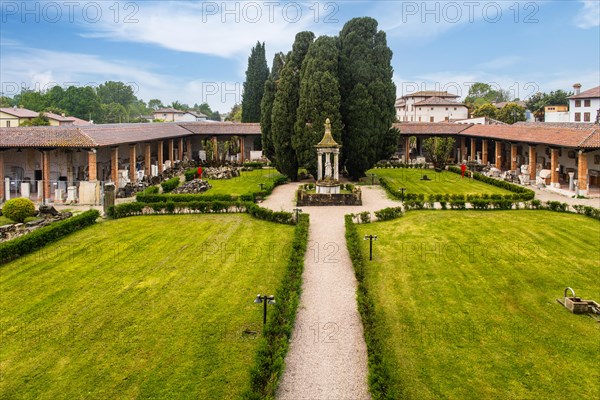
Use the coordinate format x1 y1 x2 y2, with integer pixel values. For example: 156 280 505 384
399 187 407 201
364 234 378 261
254 294 275 325
293 207 302 222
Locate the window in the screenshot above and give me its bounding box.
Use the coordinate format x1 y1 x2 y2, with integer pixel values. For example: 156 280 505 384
445 107 449 110
430 116 434 122
575 100 581 107
454 107 457 110
419 107 421 110
6 121 10 127
584 99 591 107
574 112 581 122
430 107 434 111
584 112 591 122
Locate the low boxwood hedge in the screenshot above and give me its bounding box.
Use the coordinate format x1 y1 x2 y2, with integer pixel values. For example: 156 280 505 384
0 209 100 265
447 166 535 200
160 177 180 193
242 213 309 399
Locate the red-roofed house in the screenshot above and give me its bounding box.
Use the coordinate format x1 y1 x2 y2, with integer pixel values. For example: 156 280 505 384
396 91 468 122
0 107 38 127
569 84 600 123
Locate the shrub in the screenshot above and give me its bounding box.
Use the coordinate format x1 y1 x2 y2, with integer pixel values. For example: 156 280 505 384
374 207 403 221
161 177 180 193
2 198 35 223
184 168 197 182
447 166 535 200
0 209 99 264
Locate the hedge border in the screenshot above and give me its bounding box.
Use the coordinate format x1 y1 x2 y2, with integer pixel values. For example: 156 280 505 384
137 175 288 204
242 213 309 399
107 201 296 225
345 214 398 399
0 209 100 265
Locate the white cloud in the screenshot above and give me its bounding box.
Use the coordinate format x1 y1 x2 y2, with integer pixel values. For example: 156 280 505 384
476 56 521 70
574 1 600 29
77 1 325 58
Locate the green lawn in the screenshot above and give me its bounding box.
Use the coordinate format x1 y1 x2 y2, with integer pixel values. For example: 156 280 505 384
201 168 284 196
368 168 511 195
357 211 600 399
0 214 295 399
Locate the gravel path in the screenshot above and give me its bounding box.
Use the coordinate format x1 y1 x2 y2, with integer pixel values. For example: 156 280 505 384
262 184 399 400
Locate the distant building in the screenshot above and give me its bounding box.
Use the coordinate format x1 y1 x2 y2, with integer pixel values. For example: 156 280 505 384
395 91 468 122
153 108 208 122
568 84 600 123
454 116 506 125
544 105 570 123
0 107 38 127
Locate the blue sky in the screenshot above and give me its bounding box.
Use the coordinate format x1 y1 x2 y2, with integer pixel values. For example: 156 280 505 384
1 1 599 113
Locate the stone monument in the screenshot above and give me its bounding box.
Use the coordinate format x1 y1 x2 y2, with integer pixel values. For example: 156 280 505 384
315 118 341 194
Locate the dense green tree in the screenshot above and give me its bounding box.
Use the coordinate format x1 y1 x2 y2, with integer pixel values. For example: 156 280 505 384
472 103 498 119
293 36 342 178
148 99 163 110
272 31 315 180
242 42 269 123
464 83 510 109
225 103 242 122
97 81 136 107
60 86 100 121
423 137 455 169
338 17 396 179
0 96 14 107
497 102 526 124
14 89 47 111
170 100 189 110
260 52 286 163
98 102 128 124
525 90 572 121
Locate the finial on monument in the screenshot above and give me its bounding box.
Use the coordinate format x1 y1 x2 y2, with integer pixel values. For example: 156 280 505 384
316 117 340 148
325 118 331 131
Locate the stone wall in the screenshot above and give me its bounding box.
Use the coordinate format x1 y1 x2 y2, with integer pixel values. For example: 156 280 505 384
297 190 362 206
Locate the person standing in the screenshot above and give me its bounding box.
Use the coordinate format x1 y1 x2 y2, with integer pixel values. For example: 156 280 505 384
460 161 467 178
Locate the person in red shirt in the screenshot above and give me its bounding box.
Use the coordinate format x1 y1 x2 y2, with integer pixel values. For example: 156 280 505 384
460 162 467 178
197 166 203 180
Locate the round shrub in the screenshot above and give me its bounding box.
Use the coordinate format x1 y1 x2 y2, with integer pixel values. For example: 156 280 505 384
2 198 36 223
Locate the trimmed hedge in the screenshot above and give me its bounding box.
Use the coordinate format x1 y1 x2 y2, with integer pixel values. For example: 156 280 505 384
447 166 535 200
573 205 600 220
242 213 309 399
184 168 197 182
0 209 100 265
107 201 294 225
345 215 398 399
374 207 403 221
160 177 180 193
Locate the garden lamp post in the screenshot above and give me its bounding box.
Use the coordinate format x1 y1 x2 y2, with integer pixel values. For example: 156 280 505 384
293 207 302 222
254 294 275 325
399 187 407 201
370 173 376 185
364 234 378 261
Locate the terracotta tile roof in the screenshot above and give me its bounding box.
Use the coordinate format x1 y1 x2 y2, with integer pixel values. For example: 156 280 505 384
44 112 75 122
568 86 600 99
392 122 472 135
400 91 459 99
70 116 92 126
463 124 599 148
80 123 192 146
578 129 600 148
493 101 527 109
154 107 185 114
178 122 261 135
413 96 467 107
0 126 95 148
0 107 39 118
514 121 597 130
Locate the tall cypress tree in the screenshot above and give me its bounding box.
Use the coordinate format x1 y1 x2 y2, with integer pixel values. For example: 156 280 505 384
338 17 397 179
293 35 342 178
260 52 285 164
271 31 315 181
241 42 269 122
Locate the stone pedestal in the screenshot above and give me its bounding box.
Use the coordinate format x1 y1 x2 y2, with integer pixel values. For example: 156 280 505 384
4 178 10 201
79 181 99 205
55 188 65 203
37 181 43 202
20 182 30 199
568 172 575 192
316 182 341 194
67 186 78 203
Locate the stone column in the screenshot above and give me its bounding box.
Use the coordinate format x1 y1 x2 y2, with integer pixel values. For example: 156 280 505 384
129 144 137 183
460 137 466 162
88 150 97 181
111 147 119 184
511 143 518 171
470 138 476 161
578 151 588 194
186 137 193 161
158 140 164 173
144 143 151 177
42 150 50 203
0 151 4 201
551 148 559 187
212 136 218 161
178 137 184 161
529 145 537 180
240 136 245 163
495 141 502 169
404 136 410 162
481 140 488 165
168 139 174 165
317 150 322 181
334 151 339 181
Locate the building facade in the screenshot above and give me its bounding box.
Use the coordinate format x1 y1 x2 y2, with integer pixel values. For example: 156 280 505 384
396 91 468 122
569 85 600 123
